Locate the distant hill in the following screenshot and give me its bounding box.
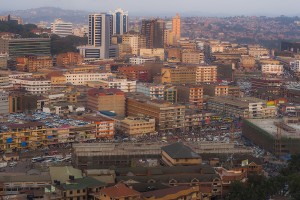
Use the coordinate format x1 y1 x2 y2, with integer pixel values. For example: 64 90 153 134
0 7 89 24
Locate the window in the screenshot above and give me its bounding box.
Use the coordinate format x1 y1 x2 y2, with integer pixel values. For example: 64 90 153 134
77 190 80 193
70 191 73 195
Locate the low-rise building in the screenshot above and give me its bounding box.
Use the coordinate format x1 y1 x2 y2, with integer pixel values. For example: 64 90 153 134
16 55 53 72
164 85 177 103
126 93 185 132
117 116 155 137
196 65 217 83
137 83 165 100
261 64 283 75
0 90 9 114
10 78 51 94
95 183 141 200
0 172 51 198
87 88 125 117
161 142 202 166
161 66 196 84
139 48 165 60
98 77 136 93
64 73 113 86
118 66 151 82
56 52 83 67
83 116 115 139
240 55 255 68
0 122 47 150
182 51 204 64
207 96 276 119
52 177 106 200
0 54 8 69
177 85 204 108
129 57 156 65
203 84 229 97
141 186 200 200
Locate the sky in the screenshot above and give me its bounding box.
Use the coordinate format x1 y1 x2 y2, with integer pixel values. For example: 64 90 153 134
1 0 300 17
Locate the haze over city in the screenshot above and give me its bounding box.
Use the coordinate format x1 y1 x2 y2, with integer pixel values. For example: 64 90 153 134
1 0 300 199
2 0 300 16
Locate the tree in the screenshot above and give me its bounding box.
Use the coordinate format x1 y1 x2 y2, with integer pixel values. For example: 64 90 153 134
50 34 87 55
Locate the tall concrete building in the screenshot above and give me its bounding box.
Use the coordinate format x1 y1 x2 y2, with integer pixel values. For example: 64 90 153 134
78 13 118 59
141 19 165 49
51 18 73 37
110 8 128 35
172 13 181 44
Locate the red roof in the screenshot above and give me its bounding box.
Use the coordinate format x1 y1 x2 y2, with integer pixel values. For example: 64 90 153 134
100 183 140 198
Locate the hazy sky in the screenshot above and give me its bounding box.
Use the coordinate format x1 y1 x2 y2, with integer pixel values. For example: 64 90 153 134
1 0 300 16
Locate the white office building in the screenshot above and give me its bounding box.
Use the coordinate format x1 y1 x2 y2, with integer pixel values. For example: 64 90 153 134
98 77 136 92
10 78 51 94
64 73 113 85
51 19 73 37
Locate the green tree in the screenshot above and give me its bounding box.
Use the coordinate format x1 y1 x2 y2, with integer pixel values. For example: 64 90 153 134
50 34 87 55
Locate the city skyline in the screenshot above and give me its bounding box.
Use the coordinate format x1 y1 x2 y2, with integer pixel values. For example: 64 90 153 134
1 0 300 17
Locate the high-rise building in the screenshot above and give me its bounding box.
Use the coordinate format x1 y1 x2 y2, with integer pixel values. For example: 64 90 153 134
110 8 128 35
51 18 73 37
172 13 181 44
141 19 165 49
88 13 113 48
78 13 118 59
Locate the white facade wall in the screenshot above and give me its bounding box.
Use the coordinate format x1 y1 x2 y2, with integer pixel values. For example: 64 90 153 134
98 78 136 92
137 83 165 100
129 57 156 65
11 78 51 94
64 73 113 85
51 19 73 37
261 64 283 75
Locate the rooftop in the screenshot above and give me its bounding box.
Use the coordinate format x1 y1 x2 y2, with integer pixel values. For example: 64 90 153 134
100 183 140 198
247 119 300 139
57 177 106 190
142 186 197 199
161 142 201 159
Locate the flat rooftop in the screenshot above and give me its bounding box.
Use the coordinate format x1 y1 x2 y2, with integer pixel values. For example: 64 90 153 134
247 119 300 139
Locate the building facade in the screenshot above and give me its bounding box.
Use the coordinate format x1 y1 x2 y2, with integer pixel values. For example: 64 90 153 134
110 8 128 35
0 90 9 114
0 38 51 58
126 93 185 132
51 18 73 37
87 88 125 117
116 116 155 137
64 73 113 85
196 65 217 83
161 66 196 84
98 77 136 93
